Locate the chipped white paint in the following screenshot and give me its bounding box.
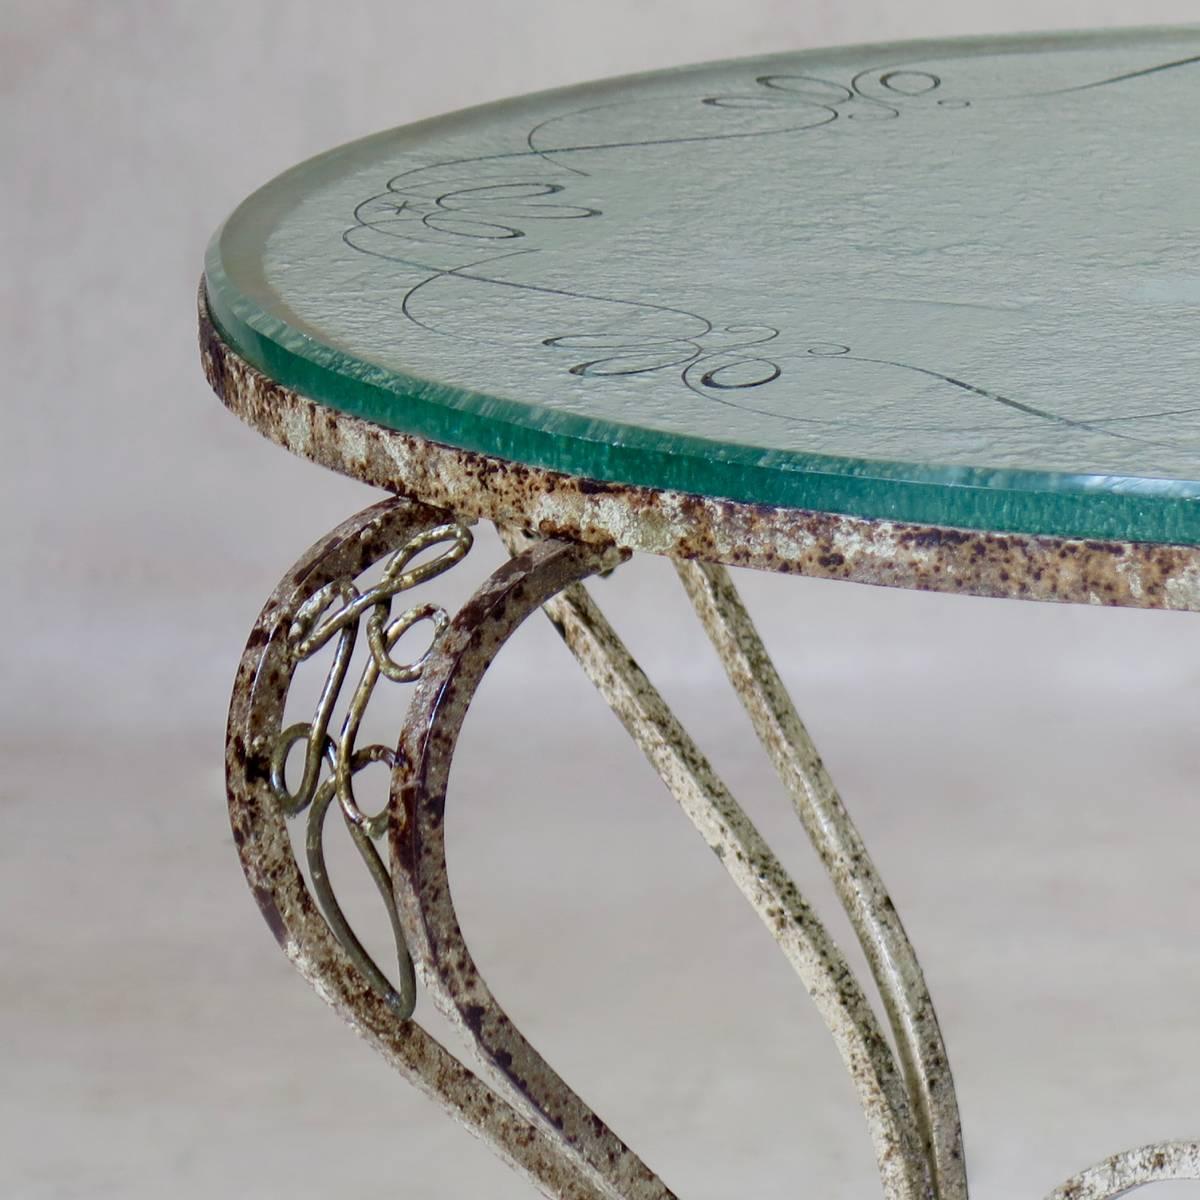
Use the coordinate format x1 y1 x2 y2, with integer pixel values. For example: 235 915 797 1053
1163 560 1200 609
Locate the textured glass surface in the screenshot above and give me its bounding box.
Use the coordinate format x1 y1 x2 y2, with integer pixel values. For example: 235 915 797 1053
206 28 1200 543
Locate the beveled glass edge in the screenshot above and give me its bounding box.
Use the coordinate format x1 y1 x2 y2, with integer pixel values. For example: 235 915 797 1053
205 266 1200 546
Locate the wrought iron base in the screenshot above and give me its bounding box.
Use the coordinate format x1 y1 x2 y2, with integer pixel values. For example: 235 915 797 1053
225 497 1198 1200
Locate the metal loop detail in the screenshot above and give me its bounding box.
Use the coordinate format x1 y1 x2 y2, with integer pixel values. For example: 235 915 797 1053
253 513 475 1020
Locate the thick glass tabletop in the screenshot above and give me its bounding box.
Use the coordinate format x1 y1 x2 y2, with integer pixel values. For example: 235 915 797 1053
206 28 1200 545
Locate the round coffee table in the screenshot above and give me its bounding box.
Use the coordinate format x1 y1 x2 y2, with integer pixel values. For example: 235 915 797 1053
199 27 1200 1200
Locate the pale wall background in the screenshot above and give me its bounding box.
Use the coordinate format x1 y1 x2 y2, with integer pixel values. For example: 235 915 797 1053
5 4 1200 1199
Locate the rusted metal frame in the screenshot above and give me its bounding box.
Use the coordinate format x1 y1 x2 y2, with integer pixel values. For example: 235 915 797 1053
211 329 1200 1199
674 559 966 1200
226 498 619 1200
388 535 685 1200
221 490 1200 1200
1044 1141 1200 1199
495 534 934 1200
509 540 1200 1200
670 561 1200 1200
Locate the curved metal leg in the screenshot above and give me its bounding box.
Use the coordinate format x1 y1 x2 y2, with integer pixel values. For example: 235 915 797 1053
389 533 678 1200
226 497 640 1200
498 533 932 1200
671 563 1200 1199
675 559 965 1200
1045 1142 1200 1198
499 531 1199 1200
226 497 1199 1199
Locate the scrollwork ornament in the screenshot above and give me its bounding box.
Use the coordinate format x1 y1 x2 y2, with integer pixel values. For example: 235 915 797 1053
256 513 473 1019
226 498 660 1200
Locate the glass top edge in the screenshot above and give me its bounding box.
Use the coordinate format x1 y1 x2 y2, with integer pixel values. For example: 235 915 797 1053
204 258 1200 500
204 24 1200 547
